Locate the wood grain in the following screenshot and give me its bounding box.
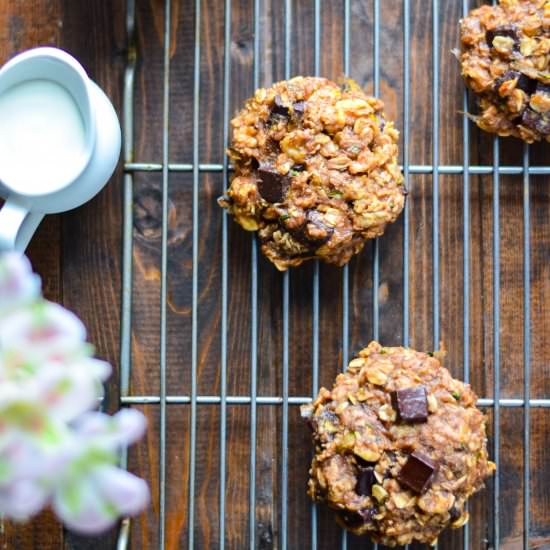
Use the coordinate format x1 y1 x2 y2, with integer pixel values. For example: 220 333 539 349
0 0 549 549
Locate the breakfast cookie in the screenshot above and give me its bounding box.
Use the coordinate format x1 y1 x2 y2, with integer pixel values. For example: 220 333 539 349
301 341 495 547
460 0 550 142
219 76 405 270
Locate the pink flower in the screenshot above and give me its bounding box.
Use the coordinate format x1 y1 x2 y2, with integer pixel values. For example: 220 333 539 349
72 409 147 447
0 302 87 366
0 254 40 315
0 254 148 532
0 479 49 520
53 466 149 534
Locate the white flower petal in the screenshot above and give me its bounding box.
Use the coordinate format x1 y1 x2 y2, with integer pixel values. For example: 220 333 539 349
72 409 147 449
0 439 46 482
113 409 147 445
94 466 149 516
53 477 115 535
0 254 148 532
0 479 49 520
0 254 41 314
70 411 110 437
38 366 103 422
81 358 111 382
0 302 87 364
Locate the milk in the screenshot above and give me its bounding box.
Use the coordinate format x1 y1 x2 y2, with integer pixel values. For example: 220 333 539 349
0 79 87 194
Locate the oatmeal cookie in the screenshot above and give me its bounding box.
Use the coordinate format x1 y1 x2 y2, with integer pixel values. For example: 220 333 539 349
460 0 550 142
301 341 495 547
218 77 405 270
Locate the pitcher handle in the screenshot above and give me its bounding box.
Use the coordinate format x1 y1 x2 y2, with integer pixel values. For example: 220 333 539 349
0 199 44 252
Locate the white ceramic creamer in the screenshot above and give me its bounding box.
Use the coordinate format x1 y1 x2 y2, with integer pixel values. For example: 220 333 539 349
0 47 121 251
0 79 87 195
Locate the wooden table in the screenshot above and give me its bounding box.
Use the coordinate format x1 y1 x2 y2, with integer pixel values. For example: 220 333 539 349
0 1 548 548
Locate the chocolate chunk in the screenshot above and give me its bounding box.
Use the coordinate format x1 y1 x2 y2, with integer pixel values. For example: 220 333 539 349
494 71 537 95
535 114 550 135
517 75 538 94
521 108 538 130
390 386 428 423
358 507 376 522
257 163 290 203
535 82 550 96
521 108 550 135
289 210 334 248
291 164 306 172
293 101 306 117
339 511 363 528
355 467 376 496
486 25 519 50
449 504 462 522
271 95 290 117
339 508 375 528
397 451 437 494
385 450 397 463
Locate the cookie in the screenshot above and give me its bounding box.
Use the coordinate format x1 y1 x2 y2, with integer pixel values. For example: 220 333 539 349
460 0 550 142
301 341 495 547
219 77 405 270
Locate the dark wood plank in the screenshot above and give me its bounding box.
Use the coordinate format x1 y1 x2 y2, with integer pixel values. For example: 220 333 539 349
58 1 126 548
107 0 550 547
2 0 549 548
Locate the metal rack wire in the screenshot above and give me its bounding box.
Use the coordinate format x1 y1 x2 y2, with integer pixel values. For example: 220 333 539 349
118 0 549 548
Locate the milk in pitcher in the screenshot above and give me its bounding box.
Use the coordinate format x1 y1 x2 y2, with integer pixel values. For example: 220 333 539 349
0 79 87 195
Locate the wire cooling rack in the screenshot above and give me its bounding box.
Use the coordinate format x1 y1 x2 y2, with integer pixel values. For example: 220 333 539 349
117 0 550 548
